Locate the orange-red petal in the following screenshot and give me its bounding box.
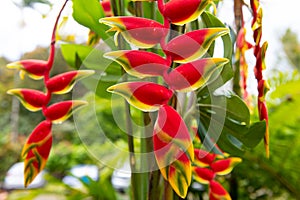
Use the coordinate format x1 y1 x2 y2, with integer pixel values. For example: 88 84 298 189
209 180 231 200
194 148 216 167
211 157 242 175
193 167 215 184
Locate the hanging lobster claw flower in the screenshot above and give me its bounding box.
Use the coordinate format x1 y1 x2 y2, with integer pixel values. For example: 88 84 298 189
164 28 229 63
104 50 169 78
21 120 52 187
7 60 49 80
107 82 173 112
163 0 211 25
46 70 94 94
99 17 166 48
44 100 87 124
164 58 228 92
209 180 231 200
153 105 194 198
193 167 215 184
211 157 242 175
252 7 263 47
7 89 47 112
194 149 216 167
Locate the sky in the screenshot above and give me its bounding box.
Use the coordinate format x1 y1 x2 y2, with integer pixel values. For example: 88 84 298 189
0 0 300 72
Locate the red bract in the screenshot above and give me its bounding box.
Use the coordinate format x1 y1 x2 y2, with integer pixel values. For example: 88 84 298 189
193 167 215 184
107 82 173 112
164 58 228 92
99 17 167 48
153 105 193 198
164 28 229 63
7 59 49 80
21 120 52 187
163 0 210 25
44 100 87 124
209 180 231 200
104 50 169 78
194 148 216 167
46 70 94 94
7 89 47 112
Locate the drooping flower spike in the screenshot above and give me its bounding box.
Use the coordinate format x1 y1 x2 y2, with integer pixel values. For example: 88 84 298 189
161 0 213 25
153 105 194 198
107 82 173 112
46 70 94 94
6 0 94 188
164 28 229 63
99 17 167 48
21 120 52 187
7 89 47 112
104 50 170 78
163 58 229 92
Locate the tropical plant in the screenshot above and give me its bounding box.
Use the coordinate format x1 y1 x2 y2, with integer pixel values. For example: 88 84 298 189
6 0 272 199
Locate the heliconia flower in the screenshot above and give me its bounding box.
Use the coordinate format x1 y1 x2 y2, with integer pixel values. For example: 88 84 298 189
164 28 229 63
193 167 215 184
210 157 242 175
6 59 49 80
104 50 169 78
254 41 268 81
236 28 253 51
194 148 216 167
107 82 173 112
163 58 228 92
7 89 47 112
46 70 94 94
99 17 166 48
100 0 113 17
153 105 193 198
209 180 231 200
162 0 211 25
21 120 52 187
43 100 87 124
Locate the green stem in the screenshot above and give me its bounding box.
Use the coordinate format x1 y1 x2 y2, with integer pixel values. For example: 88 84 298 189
134 1 143 17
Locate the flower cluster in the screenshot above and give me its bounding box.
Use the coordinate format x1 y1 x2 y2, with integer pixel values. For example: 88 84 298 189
193 149 241 200
235 0 269 157
100 0 229 197
250 0 270 157
6 0 93 187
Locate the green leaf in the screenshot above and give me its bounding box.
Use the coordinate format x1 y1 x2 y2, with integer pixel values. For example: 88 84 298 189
198 94 265 155
72 0 115 48
199 11 234 94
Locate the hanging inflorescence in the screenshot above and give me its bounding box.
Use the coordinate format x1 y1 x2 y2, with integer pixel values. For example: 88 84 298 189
100 0 240 198
6 0 94 187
